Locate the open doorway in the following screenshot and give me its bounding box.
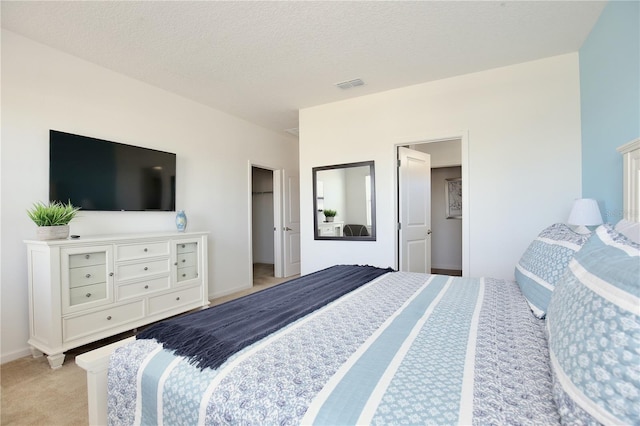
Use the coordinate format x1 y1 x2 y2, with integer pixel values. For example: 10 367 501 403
397 138 465 275
430 165 462 276
250 165 300 288
251 166 276 286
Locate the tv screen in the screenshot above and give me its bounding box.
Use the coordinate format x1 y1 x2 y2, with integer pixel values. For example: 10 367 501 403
49 130 176 211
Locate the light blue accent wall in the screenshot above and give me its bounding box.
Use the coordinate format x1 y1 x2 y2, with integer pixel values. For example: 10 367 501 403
580 1 640 222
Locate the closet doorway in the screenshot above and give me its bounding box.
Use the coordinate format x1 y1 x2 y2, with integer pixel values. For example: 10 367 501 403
251 166 276 285
397 137 467 276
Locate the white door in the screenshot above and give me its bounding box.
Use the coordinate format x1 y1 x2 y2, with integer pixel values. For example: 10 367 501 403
282 171 301 277
398 147 432 273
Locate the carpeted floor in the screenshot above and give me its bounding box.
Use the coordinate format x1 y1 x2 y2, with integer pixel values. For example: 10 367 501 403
0 264 296 426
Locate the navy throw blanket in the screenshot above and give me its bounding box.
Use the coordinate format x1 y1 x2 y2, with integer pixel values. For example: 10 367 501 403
137 264 393 370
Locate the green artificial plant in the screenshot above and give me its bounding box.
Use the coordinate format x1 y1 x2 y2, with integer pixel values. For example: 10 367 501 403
323 209 337 218
27 201 80 226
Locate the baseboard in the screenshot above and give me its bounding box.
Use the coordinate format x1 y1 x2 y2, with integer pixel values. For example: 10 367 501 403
431 267 463 276
1 347 32 365
209 283 252 301
432 264 462 271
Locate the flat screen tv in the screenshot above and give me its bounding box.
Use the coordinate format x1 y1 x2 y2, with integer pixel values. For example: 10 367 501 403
49 130 176 211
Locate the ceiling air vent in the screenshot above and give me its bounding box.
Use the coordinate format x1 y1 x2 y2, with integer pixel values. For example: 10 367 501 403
335 78 365 90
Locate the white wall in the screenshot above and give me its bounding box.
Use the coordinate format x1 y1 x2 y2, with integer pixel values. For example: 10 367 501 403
344 166 370 225
299 54 582 278
316 168 346 224
0 30 298 363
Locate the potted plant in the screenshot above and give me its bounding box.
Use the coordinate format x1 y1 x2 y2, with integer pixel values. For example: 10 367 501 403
27 201 80 240
323 209 337 223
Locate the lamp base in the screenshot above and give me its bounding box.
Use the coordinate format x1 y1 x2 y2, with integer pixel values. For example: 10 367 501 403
570 225 593 235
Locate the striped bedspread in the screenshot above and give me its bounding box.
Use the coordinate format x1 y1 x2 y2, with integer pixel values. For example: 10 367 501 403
108 272 560 425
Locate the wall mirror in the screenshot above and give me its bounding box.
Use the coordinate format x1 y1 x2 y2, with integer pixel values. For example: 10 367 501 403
313 161 376 241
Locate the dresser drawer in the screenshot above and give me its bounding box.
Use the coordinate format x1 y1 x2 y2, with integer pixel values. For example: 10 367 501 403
69 265 106 288
69 283 107 306
116 258 170 282
68 252 106 268
63 300 144 342
117 276 170 301
148 285 202 315
176 242 197 254
177 266 198 282
318 223 343 237
116 241 170 261
176 252 197 268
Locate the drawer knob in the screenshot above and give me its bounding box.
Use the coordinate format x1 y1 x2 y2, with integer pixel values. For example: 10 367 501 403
144 267 148 271
85 273 91 278
181 244 185 248
174 262 178 266
144 285 149 289
85 254 91 259
109 272 114 277
176 297 180 301
182 273 186 277
144 248 148 252
106 316 112 321
182 259 186 263
86 293 92 298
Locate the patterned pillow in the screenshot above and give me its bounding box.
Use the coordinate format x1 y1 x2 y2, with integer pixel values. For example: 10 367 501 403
514 223 590 318
546 224 640 425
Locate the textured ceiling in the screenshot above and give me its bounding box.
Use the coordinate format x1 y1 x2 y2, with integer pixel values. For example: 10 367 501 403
1 1 606 135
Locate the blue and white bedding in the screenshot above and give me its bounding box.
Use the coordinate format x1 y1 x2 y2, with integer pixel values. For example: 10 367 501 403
547 224 640 425
135 265 392 371
108 271 559 425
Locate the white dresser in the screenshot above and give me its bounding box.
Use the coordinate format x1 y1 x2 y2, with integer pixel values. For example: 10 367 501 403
25 231 209 368
318 221 344 237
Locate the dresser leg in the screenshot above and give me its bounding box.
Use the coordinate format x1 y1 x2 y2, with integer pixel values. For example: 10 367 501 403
30 346 44 358
47 353 66 369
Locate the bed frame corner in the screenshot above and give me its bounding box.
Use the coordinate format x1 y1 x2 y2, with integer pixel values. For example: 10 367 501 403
76 336 135 426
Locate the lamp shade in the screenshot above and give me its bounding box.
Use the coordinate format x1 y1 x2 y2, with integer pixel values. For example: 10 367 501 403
567 198 603 226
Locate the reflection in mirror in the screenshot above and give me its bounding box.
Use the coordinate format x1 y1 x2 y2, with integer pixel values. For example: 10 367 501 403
313 161 376 241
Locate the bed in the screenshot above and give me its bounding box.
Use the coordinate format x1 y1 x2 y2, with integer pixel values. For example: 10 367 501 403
77 141 640 425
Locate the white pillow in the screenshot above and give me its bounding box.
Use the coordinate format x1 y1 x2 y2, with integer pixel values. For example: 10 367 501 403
614 218 640 243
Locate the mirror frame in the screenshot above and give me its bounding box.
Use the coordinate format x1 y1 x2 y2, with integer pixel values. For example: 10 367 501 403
312 160 376 241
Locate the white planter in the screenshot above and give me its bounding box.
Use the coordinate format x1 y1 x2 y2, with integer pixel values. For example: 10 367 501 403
36 225 70 240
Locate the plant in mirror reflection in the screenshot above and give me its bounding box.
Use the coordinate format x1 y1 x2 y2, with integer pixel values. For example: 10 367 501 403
323 209 337 217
